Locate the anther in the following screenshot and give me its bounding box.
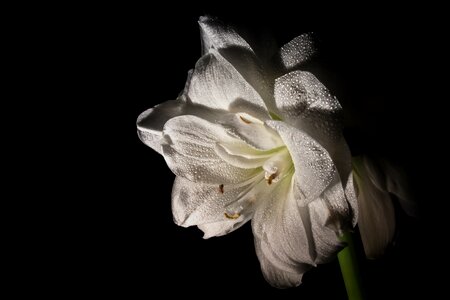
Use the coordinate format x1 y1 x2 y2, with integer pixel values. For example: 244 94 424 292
224 212 240 219
239 115 252 124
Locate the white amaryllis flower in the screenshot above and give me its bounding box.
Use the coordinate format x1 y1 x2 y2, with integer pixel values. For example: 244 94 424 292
353 155 416 259
137 16 357 288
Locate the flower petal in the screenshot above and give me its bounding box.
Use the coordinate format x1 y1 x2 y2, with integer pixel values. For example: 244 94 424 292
363 156 417 217
197 220 246 239
344 173 359 227
162 115 258 184
318 173 354 233
198 16 253 55
353 158 396 258
252 175 315 280
273 70 352 189
137 70 196 154
198 16 275 112
328 138 352 188
252 168 345 287
254 237 311 288
136 100 184 154
328 141 358 227
266 120 336 203
215 142 270 169
308 198 344 264
172 176 260 237
279 33 317 70
219 113 284 150
274 71 342 143
187 50 269 120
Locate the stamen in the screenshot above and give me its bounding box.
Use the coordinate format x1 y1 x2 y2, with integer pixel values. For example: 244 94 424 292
263 148 292 186
224 212 240 219
239 115 252 124
266 173 277 185
219 184 224 194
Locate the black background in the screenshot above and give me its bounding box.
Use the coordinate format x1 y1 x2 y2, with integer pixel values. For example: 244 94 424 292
54 4 443 299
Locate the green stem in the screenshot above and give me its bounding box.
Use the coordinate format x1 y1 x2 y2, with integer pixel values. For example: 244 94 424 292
338 232 365 300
